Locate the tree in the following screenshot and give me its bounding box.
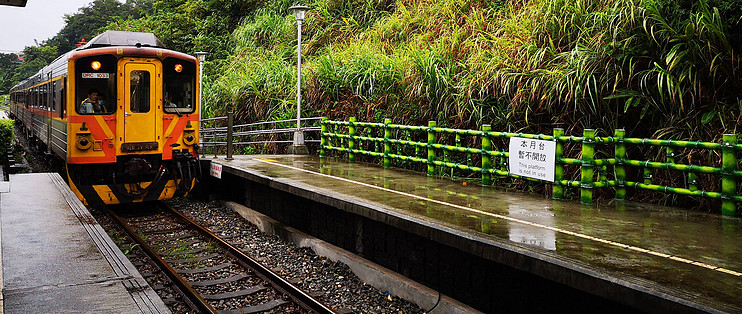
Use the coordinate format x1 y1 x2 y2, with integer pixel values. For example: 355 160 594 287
10 45 58 84
48 0 148 54
5 0 152 90
0 53 20 93
105 0 260 59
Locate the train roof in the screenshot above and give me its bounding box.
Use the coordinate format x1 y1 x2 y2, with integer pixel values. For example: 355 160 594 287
79 31 165 49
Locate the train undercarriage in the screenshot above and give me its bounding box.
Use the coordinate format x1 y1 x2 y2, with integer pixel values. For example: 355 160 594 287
67 152 199 205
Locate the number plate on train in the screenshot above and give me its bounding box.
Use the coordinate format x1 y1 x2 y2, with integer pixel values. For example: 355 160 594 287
121 142 158 152
81 73 110 79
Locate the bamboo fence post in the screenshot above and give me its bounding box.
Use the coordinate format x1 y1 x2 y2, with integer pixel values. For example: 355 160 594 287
721 134 737 216
553 128 564 199
348 117 356 163
427 121 437 176
384 118 392 168
614 129 626 200
688 172 698 192
643 167 652 185
481 124 492 185
319 117 328 158
666 146 675 164
581 129 595 203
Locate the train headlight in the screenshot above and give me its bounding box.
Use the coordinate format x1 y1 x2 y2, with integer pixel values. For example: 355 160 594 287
174 64 183 73
76 135 92 150
183 120 196 146
91 61 102 71
183 132 196 146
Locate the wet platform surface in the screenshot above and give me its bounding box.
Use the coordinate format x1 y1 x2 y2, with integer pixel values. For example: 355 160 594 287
211 155 742 312
0 173 169 313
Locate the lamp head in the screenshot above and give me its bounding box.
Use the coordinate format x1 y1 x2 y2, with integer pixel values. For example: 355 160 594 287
194 51 208 62
289 5 310 21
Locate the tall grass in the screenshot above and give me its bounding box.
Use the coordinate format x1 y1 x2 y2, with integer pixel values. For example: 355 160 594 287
206 0 740 136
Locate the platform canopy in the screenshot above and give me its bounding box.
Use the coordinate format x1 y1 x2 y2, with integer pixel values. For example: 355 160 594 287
0 0 27 7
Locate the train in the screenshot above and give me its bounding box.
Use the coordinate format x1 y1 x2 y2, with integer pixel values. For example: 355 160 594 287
8 30 201 205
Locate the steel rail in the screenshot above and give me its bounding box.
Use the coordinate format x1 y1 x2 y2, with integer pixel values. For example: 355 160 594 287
105 207 218 314
164 204 336 314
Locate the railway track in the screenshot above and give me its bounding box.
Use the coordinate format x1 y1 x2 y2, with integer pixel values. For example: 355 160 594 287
106 203 335 314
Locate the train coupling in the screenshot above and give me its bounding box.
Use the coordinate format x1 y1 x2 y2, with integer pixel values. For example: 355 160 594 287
125 158 153 176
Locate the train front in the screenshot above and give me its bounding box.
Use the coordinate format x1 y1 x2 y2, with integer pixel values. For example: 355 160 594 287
67 31 200 205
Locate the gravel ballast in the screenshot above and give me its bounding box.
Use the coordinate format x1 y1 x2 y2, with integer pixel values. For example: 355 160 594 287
167 198 425 313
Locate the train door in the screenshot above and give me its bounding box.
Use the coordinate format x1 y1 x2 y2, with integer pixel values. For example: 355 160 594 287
120 61 162 150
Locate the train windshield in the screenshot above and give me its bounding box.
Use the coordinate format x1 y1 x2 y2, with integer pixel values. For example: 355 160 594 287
75 55 117 115
163 57 196 114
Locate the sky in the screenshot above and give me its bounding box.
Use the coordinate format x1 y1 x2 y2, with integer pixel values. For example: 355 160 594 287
0 0 102 53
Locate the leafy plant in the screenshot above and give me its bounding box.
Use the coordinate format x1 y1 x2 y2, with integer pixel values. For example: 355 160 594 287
123 243 140 255
0 119 14 149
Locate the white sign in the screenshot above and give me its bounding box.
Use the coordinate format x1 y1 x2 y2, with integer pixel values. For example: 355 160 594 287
508 138 556 182
81 73 110 79
209 163 222 179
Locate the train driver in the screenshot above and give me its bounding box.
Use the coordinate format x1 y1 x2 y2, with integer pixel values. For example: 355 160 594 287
80 88 107 113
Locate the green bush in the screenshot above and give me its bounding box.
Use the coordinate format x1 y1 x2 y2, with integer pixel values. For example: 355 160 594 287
0 119 13 149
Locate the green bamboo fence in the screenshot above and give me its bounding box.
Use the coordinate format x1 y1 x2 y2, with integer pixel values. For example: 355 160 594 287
320 118 741 216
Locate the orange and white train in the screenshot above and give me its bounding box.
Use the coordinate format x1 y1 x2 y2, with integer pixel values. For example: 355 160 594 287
9 30 200 205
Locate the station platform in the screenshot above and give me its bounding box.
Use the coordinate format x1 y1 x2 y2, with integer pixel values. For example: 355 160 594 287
0 173 169 313
206 155 742 313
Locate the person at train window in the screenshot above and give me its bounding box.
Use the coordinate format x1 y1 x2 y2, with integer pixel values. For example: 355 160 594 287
80 88 107 113
79 89 96 113
97 94 107 112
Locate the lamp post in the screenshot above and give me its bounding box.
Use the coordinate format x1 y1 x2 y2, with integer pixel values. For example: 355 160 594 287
195 51 208 157
289 5 309 155
195 51 208 108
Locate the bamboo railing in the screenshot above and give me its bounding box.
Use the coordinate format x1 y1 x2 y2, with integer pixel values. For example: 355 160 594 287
320 117 741 216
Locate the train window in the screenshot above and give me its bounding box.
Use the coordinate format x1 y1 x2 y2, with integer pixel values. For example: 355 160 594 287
130 70 150 113
43 83 49 109
52 81 56 113
75 55 116 115
62 77 67 117
163 57 196 114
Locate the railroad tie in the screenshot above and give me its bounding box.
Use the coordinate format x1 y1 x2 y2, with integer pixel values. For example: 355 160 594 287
188 273 249 287
217 299 288 314
201 284 267 300
176 263 233 274
166 252 220 264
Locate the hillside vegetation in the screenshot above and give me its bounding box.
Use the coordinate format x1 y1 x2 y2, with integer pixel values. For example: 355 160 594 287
193 0 741 144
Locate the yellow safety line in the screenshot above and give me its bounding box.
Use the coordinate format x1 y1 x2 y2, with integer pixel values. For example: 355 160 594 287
253 158 742 277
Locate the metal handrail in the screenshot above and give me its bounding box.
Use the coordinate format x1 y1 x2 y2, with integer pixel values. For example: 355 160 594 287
200 116 227 122
199 113 322 158
233 117 322 129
